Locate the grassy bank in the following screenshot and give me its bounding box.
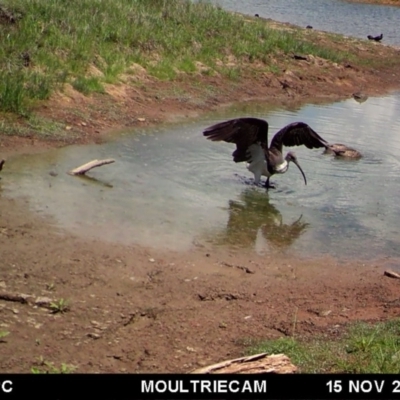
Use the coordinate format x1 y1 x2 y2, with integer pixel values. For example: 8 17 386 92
247 319 400 373
0 0 363 116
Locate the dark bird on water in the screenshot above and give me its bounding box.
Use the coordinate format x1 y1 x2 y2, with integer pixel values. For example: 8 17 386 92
323 144 362 159
367 33 383 41
306 25 313 29
203 118 329 189
254 13 259 17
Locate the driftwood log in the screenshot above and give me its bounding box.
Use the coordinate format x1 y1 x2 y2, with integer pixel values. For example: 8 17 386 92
191 353 297 374
384 269 400 279
68 159 115 176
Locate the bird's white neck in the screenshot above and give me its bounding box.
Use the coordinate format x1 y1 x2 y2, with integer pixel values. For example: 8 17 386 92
275 160 288 173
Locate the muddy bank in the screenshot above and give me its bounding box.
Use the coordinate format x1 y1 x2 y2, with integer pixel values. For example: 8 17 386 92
1 193 400 373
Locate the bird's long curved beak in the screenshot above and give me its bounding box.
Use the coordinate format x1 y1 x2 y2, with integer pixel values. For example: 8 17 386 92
292 160 307 185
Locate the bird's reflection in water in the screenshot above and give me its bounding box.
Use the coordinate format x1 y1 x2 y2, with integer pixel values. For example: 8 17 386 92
210 188 309 251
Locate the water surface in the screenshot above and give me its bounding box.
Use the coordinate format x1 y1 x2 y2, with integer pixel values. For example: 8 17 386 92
2 94 400 260
208 0 400 47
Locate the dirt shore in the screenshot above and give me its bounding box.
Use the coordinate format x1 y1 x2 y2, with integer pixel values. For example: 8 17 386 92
1 193 400 373
346 0 400 6
1 24 400 373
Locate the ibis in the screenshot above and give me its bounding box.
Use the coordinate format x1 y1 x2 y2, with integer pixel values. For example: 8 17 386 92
203 118 329 189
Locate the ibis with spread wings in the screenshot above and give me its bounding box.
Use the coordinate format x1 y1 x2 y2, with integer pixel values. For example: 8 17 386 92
203 118 329 189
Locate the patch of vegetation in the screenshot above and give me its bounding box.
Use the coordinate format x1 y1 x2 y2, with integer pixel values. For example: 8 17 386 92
72 76 105 95
50 298 70 314
0 115 67 139
247 319 400 373
31 357 76 374
0 0 367 117
0 331 10 342
45 282 55 291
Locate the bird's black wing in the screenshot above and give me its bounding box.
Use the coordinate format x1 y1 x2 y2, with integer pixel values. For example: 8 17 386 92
269 122 329 153
203 118 269 162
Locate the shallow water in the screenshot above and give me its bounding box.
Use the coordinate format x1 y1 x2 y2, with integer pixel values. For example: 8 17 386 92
2 93 400 260
208 0 400 47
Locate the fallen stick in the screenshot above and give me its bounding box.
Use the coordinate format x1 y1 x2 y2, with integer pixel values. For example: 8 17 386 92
0 159 5 171
191 353 297 374
68 159 115 176
384 269 400 279
0 292 31 304
0 292 57 310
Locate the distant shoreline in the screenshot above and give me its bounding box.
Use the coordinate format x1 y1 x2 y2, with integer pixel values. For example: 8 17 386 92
344 0 400 7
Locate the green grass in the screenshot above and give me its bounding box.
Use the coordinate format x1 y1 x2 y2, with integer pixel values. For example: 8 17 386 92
247 319 400 373
0 331 10 342
0 115 67 139
31 357 76 374
0 0 359 116
49 298 70 314
72 76 104 95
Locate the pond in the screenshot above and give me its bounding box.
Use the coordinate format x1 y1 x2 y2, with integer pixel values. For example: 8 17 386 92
2 93 400 261
207 0 400 47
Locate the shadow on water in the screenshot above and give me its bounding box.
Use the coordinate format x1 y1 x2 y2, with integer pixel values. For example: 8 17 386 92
75 174 114 189
205 188 309 253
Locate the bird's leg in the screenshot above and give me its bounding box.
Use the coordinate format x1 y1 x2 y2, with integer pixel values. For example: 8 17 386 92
265 177 276 189
253 171 264 187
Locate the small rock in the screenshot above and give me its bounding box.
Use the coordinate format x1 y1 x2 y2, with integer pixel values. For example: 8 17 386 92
0 281 6 289
137 117 146 122
65 126 72 131
87 333 101 339
149 258 155 263
320 310 332 317
12 308 19 314
186 347 196 353
20 294 33 302
35 296 52 306
244 315 252 320
81 122 87 126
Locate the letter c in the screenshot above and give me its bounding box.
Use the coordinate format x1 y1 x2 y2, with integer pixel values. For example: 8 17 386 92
2 380 12 393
